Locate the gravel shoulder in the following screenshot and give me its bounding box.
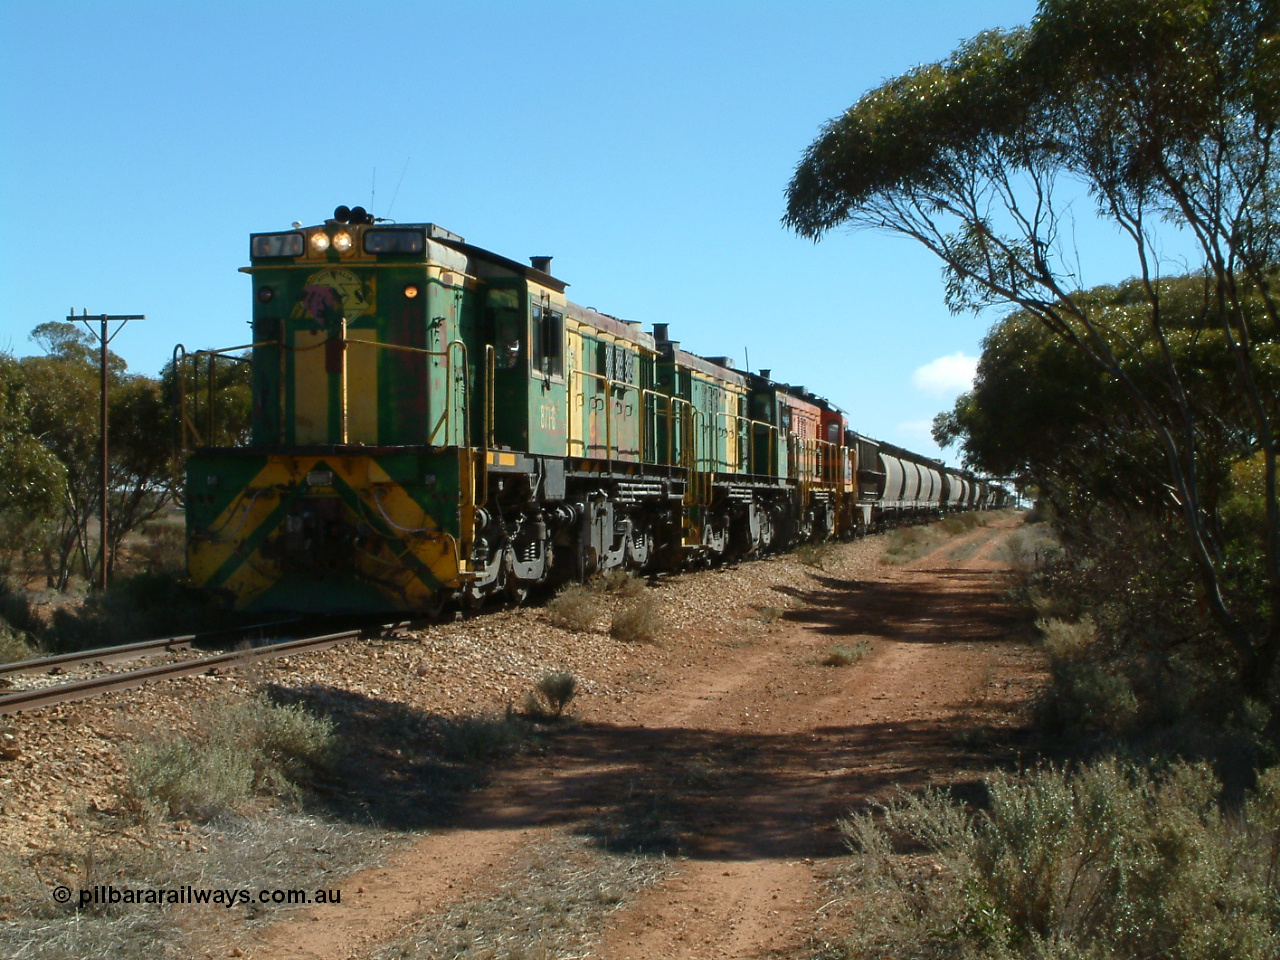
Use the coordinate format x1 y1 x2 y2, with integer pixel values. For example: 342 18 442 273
0 515 1044 960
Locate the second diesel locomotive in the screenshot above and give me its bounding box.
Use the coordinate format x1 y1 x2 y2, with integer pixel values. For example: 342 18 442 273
180 207 1000 614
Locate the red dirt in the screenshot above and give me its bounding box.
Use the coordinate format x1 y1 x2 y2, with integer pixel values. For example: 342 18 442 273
237 517 1044 960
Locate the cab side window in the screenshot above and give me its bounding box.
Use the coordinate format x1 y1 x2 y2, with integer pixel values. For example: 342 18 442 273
486 288 522 370
530 302 563 378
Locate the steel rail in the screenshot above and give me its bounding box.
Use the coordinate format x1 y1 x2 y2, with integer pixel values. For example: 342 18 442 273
0 624 400 717
0 619 306 680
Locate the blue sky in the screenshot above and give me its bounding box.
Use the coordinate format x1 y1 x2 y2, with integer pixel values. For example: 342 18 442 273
2 0 1136 464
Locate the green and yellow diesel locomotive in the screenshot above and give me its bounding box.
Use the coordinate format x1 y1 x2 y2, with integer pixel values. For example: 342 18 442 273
180 207 991 614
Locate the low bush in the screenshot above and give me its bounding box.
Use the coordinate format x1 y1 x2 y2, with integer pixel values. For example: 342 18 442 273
0 625 37 665
592 569 647 598
939 511 988 536
128 693 334 820
752 604 785 624
527 671 578 718
794 541 837 569
833 760 1280 960
0 578 42 663
881 526 941 564
1037 616 1141 736
822 642 869 667
135 521 186 575
610 595 663 644
434 711 534 762
47 571 239 652
546 583 605 633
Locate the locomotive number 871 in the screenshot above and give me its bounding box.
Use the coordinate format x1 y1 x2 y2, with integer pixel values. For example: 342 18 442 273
178 206 997 614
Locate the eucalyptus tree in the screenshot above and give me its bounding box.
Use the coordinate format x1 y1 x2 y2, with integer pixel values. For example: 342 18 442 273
786 0 1280 700
0 354 65 574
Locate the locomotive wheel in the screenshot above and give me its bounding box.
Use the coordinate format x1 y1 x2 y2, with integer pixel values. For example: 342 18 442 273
501 550 529 606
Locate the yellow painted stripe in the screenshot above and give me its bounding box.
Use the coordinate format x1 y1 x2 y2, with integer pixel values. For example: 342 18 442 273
293 331 329 444
346 329 379 444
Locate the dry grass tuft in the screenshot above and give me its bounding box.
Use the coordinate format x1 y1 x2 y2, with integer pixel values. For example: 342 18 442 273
821 641 869 667
751 604 785 624
880 525 946 564
610 595 664 644
377 833 671 960
794 541 837 570
526 671 578 719
127 693 334 820
545 584 605 633
592 569 647 598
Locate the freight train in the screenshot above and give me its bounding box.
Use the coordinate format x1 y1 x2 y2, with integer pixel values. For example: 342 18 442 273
178 207 1005 614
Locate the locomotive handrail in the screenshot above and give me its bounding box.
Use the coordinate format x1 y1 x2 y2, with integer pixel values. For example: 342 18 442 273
480 345 494 510
342 338 462 447
567 366 642 462
638 387 680 466
686 405 712 507
715 411 779 477
172 341 277 455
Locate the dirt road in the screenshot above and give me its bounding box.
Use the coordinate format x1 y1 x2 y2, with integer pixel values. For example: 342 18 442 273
238 517 1042 960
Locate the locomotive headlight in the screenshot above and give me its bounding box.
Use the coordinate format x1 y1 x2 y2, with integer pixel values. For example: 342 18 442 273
404 283 420 299
332 231 353 253
309 231 331 253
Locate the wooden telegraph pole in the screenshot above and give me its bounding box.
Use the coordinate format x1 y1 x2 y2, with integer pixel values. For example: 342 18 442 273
70 310 144 591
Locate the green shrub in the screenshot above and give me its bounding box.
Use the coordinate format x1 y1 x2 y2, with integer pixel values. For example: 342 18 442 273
1037 616 1141 736
610 595 663 644
434 712 533 762
0 625 37 665
128 693 334 819
834 760 1280 960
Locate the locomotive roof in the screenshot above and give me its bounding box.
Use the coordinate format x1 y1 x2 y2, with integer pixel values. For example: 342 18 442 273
431 233 568 294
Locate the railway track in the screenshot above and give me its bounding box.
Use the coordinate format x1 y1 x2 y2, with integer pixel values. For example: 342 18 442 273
0 620 410 716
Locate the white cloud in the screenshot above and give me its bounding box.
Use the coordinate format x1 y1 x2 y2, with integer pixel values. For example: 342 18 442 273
911 352 977 396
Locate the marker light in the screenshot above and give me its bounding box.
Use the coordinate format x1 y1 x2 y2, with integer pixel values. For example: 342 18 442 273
404 284 420 299
332 231 353 253
309 232 331 253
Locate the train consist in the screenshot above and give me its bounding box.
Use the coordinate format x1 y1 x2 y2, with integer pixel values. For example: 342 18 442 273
180 208 1005 613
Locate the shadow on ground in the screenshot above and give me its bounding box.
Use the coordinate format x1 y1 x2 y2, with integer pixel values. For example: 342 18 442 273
776 568 1031 644
270 562 1032 862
